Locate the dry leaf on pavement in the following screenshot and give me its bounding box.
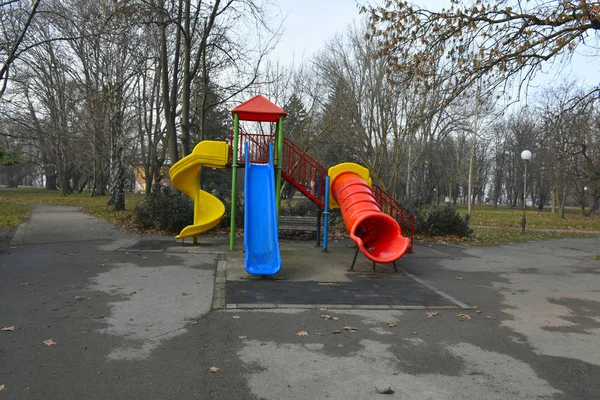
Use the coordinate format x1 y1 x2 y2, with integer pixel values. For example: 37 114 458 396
321 315 339 321
409 332 418 335
456 277 464 280
20 282 30 286
43 338 56 346
182 292 192 296
375 386 395 394
74 295 90 301
387 323 396 327
426 312 439 318
486 316 497 320
239 336 248 339
2 326 16 331
332 330 342 334
457 314 472 320
0 384 4 392
232 315 241 319
343 326 358 332
209 367 219 373
97 264 105 267
297 331 309 337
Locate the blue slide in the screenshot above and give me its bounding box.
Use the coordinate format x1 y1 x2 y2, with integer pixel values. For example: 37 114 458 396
244 142 282 275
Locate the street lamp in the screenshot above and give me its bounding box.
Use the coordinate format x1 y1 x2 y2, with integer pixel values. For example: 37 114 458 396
584 186 588 214
521 150 532 233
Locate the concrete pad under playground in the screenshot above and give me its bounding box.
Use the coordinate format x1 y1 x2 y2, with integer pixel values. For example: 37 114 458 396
165 235 440 282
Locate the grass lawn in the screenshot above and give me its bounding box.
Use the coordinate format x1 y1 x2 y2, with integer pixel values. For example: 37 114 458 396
0 186 144 232
2 186 598 247
0 199 32 231
462 205 600 231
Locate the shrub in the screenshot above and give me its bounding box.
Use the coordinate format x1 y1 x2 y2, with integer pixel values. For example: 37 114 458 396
221 192 244 229
280 197 318 217
133 185 193 233
408 202 472 237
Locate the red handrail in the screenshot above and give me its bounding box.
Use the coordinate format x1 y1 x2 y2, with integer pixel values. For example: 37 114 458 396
230 130 273 164
281 138 327 209
229 131 414 251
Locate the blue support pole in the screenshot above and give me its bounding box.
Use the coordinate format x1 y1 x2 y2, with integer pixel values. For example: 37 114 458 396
323 176 330 252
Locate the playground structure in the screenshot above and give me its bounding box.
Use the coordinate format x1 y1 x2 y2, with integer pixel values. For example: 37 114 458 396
169 95 414 276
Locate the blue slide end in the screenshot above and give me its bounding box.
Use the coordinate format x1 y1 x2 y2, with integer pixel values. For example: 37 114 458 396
243 142 282 275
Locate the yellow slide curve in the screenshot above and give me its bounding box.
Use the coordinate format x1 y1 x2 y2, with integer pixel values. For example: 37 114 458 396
168 140 230 240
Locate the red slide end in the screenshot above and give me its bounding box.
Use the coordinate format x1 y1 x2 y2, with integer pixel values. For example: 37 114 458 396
331 173 410 263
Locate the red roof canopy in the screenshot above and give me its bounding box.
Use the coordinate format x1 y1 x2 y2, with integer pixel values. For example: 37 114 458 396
232 95 287 122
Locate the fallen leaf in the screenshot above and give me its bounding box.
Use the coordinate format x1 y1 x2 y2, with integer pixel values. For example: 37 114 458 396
20 282 30 286
375 385 395 394
43 338 56 346
472 306 479 309
332 330 342 334
209 367 219 373
486 316 497 320
239 335 248 339
297 331 309 337
73 296 90 301
426 312 439 318
182 292 192 296
409 332 418 335
456 277 464 280
321 314 339 321
2 326 16 331
232 315 241 319
97 263 105 267
476 310 482 314
387 323 397 327
457 314 472 320
0 384 4 392
343 326 358 332
108 284 118 288
317 333 324 336
190 321 199 325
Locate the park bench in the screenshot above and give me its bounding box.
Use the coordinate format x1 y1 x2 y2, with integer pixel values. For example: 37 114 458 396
278 215 318 232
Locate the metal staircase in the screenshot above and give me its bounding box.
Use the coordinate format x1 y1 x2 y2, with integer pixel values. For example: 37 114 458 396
230 131 415 252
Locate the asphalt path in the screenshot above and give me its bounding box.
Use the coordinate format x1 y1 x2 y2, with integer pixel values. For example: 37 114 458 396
1 205 599 399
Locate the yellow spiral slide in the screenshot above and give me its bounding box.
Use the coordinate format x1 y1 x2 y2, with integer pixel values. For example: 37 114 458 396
168 140 230 240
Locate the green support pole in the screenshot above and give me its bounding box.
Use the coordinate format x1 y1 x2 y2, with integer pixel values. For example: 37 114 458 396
275 115 284 216
229 113 239 251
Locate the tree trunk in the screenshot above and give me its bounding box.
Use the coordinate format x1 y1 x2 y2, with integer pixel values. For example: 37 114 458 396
558 186 567 219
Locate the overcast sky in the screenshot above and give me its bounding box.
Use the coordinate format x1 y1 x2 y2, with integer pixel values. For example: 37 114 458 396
270 0 598 94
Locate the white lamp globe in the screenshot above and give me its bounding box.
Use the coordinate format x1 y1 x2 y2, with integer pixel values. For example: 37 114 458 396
521 150 532 160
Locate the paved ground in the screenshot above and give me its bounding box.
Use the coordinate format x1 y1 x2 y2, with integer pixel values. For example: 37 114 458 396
1 205 600 399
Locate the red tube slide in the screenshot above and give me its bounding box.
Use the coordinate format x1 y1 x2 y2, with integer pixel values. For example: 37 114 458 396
331 172 410 263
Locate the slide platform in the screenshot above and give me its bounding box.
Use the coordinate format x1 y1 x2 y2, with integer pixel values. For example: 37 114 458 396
329 163 410 263
244 142 281 275
169 141 229 239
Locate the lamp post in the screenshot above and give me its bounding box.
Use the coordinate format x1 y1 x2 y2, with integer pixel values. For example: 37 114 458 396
521 150 532 233
584 186 588 215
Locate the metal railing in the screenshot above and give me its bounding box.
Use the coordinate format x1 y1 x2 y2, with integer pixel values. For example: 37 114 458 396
230 130 273 164
229 131 414 251
281 138 327 209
